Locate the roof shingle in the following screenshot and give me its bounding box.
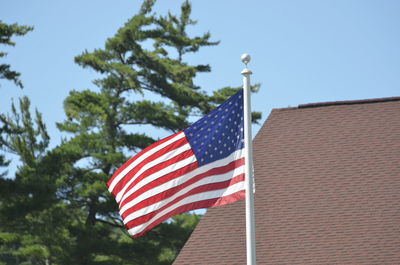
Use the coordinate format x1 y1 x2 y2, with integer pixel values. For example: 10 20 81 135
174 97 400 265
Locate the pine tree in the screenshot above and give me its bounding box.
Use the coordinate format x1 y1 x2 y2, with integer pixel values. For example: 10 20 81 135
0 1 261 264
54 1 222 263
0 97 56 265
0 21 33 177
0 21 33 88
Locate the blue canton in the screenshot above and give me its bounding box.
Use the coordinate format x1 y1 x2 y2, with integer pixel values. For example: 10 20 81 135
184 89 244 166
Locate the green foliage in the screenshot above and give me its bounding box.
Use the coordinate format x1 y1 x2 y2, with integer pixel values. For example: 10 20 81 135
0 21 33 174
0 0 261 264
0 97 49 167
52 2 218 263
0 21 33 88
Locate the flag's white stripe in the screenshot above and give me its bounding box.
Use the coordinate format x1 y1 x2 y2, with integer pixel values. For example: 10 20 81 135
119 148 244 215
119 154 197 206
122 163 245 223
128 181 245 236
108 132 185 193
115 142 191 203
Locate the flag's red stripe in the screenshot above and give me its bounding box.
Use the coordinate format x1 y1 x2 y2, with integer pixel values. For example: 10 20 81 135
110 136 187 196
119 158 243 217
130 190 245 237
107 131 183 189
124 173 245 229
120 157 245 218
119 162 198 214
118 148 195 205
110 136 188 197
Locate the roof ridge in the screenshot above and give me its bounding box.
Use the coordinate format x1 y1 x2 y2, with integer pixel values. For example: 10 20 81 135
298 96 400 109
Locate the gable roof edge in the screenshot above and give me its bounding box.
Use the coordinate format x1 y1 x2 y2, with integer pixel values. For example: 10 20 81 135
298 96 400 109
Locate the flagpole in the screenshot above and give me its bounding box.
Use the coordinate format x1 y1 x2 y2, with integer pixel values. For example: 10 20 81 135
241 53 257 265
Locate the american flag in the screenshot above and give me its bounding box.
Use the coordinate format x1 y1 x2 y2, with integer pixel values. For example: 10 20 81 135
107 89 246 237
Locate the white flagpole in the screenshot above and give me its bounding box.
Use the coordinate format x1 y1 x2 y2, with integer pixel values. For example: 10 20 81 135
241 53 257 265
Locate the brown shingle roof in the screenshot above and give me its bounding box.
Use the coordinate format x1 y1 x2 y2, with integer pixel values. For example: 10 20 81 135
174 96 400 265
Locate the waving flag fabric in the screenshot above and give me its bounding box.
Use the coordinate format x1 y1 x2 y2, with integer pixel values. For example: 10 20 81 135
107 89 246 237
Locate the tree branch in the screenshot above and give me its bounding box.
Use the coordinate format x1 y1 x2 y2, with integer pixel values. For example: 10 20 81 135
95 218 124 229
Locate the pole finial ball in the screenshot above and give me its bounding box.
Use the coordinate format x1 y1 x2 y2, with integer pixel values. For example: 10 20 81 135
241 53 251 65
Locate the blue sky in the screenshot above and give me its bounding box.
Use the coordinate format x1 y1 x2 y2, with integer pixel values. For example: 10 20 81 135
1 0 400 149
